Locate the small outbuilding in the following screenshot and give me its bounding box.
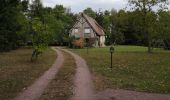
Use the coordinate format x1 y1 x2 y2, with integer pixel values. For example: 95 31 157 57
69 13 105 47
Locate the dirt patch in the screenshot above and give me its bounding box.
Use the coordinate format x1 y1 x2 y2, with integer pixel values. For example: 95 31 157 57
39 51 76 100
92 73 113 91
63 49 96 100
14 48 64 100
96 89 170 100
0 48 56 100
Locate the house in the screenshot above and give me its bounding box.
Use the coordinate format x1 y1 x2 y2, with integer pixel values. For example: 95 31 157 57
69 13 105 47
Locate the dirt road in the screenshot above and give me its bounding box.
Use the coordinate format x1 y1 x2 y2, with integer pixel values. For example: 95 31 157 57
63 49 96 100
15 48 64 100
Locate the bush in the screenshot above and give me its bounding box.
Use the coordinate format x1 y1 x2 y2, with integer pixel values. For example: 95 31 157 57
31 18 51 61
72 38 84 48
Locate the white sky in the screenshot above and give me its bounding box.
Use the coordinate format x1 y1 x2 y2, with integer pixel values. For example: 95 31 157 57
42 0 128 13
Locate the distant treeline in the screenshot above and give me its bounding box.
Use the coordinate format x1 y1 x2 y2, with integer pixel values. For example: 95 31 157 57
84 8 170 47
0 0 170 52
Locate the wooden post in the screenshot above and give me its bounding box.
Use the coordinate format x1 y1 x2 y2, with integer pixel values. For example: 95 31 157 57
110 46 114 69
111 52 112 69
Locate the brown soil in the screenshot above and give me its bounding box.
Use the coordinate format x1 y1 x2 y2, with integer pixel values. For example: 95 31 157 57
96 89 170 100
39 51 76 100
14 47 64 100
63 49 96 100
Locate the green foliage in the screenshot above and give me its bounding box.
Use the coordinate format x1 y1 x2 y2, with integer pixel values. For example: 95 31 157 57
0 0 28 52
30 0 43 19
16 10 30 46
157 11 170 49
1 0 170 53
83 8 96 18
157 11 170 38
82 1 170 50
41 5 76 46
95 11 104 27
31 18 51 61
93 0 170 50
128 0 169 53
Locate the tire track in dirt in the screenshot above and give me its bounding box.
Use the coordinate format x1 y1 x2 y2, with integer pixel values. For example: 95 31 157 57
62 49 96 100
15 47 64 100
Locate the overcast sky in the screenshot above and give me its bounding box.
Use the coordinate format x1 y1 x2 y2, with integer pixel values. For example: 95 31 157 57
42 0 128 13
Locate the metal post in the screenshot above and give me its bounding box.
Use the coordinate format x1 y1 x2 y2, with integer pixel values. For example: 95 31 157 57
111 52 112 69
87 45 88 54
110 46 114 69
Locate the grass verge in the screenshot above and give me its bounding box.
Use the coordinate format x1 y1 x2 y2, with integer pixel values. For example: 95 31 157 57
70 45 170 93
0 47 56 100
39 51 76 100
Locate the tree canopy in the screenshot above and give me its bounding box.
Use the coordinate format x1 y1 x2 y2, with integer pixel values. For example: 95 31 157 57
0 0 170 54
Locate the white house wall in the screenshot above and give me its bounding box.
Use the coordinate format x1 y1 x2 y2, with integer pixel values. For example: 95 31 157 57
100 36 105 47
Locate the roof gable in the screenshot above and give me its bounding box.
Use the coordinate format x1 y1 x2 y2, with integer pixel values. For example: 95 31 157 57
70 13 105 36
82 13 105 36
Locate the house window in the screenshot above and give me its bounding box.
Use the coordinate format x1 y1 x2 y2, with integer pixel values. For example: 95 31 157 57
84 28 90 33
74 28 78 33
84 28 91 38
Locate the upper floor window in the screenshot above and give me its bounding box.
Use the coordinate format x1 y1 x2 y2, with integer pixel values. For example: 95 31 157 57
84 28 90 33
74 28 78 33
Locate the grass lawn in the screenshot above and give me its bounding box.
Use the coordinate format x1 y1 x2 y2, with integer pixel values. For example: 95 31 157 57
40 51 76 100
70 45 170 93
0 47 56 100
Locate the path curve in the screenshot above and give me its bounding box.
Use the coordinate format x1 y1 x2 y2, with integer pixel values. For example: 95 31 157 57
62 49 96 100
15 47 64 100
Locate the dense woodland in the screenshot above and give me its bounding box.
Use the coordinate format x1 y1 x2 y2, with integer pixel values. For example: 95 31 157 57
0 0 170 56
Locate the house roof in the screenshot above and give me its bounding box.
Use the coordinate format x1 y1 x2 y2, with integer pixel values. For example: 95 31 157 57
82 13 105 36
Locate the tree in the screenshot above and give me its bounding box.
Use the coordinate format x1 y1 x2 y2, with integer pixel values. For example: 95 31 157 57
43 5 76 46
42 7 64 45
0 0 29 52
128 0 169 53
110 9 125 44
95 11 104 27
83 8 96 18
120 10 144 45
31 18 51 61
30 0 43 20
103 10 112 45
157 11 170 49
21 0 29 12
29 0 51 61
